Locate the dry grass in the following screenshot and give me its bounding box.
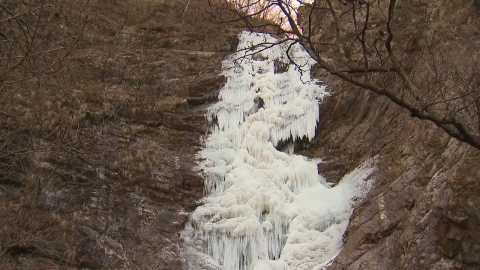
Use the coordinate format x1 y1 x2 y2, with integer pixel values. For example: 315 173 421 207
0 0 233 268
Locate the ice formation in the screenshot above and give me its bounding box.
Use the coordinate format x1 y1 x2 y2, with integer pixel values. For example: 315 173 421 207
182 32 374 270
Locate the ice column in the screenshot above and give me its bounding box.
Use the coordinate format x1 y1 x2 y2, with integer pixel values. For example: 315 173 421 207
182 32 374 270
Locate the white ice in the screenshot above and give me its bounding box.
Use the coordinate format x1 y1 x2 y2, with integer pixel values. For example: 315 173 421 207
181 32 374 270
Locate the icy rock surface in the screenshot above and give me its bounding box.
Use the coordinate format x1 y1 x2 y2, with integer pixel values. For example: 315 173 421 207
182 32 374 270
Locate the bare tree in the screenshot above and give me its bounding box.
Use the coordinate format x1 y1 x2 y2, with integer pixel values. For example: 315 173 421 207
206 0 480 150
0 0 89 185
0 0 92 264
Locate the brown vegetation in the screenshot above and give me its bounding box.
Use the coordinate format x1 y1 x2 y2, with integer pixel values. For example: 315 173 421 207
0 0 236 268
0 0 89 265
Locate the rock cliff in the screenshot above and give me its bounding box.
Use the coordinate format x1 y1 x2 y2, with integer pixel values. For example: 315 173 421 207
1 0 479 269
309 82 480 270
301 1 480 269
0 1 237 269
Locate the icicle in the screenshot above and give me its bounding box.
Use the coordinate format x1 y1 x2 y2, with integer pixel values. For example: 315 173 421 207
182 31 374 270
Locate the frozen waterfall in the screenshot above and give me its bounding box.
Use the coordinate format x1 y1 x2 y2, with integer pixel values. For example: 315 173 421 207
181 32 374 270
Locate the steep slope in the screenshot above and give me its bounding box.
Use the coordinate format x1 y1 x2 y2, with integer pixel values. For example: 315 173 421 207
0 1 238 269
298 1 480 269
2 0 479 269
309 82 480 270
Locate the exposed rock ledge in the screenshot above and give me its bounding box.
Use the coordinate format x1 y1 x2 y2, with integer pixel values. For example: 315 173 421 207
304 72 480 270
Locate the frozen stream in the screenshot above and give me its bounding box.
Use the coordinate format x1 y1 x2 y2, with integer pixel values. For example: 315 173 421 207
182 32 374 270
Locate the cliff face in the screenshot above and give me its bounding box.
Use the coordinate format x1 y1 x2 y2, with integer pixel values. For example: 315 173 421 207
308 85 480 270
0 1 238 269
2 0 479 269
299 1 480 269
